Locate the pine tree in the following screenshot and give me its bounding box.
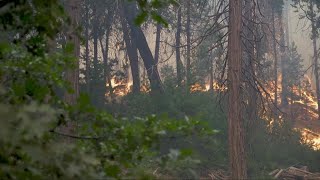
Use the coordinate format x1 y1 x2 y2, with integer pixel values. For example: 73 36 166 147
227 0 247 178
292 0 320 120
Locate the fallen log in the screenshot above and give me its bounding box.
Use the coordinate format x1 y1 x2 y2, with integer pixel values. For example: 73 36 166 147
270 166 320 180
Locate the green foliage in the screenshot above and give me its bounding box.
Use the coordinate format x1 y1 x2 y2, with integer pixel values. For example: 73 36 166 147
0 0 73 105
247 120 320 178
133 0 178 27
107 90 228 176
0 0 214 179
285 42 304 87
0 42 75 104
76 104 215 178
0 0 66 40
0 101 100 179
193 32 224 86
160 64 178 90
0 85 213 179
109 83 320 178
1 0 320 179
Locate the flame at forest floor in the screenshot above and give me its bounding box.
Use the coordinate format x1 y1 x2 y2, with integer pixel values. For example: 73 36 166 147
301 128 320 150
190 82 227 92
105 75 320 149
263 74 320 150
106 78 227 96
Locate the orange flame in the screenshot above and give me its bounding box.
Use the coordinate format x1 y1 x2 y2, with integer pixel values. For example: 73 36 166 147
261 73 320 150
301 128 320 150
190 82 227 93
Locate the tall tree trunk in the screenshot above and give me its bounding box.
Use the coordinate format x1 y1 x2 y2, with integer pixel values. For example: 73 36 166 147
280 3 289 107
175 5 183 87
85 4 90 93
272 7 279 115
227 0 247 178
283 1 291 107
310 2 320 121
244 0 257 127
280 23 288 106
119 5 140 93
154 23 161 64
122 1 163 94
209 52 214 92
106 35 113 97
62 0 80 140
186 0 191 91
100 38 113 96
100 8 115 97
285 0 290 44
104 8 114 96
244 0 259 159
92 4 100 106
64 0 80 105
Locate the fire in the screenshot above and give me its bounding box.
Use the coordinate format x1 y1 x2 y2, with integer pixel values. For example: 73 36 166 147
205 82 228 92
106 78 132 97
293 90 318 110
106 78 151 97
190 82 227 93
104 73 320 150
190 83 207 92
301 128 320 150
261 73 320 150
261 74 283 104
314 138 320 149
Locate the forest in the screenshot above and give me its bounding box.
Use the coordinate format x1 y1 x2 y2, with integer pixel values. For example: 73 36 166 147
1 0 320 179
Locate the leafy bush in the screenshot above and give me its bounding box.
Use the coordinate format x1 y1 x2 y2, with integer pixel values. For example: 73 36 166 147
0 101 100 179
247 119 320 178
110 89 320 178
108 91 228 175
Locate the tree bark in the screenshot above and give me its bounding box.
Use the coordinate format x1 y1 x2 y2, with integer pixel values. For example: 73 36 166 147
209 52 214 92
280 23 288 106
175 4 183 87
310 2 320 121
119 5 140 93
281 0 291 107
154 23 161 65
122 1 163 94
244 0 259 159
244 0 257 126
100 8 114 97
227 0 247 178
61 0 80 140
186 0 191 91
272 7 279 114
64 0 80 105
92 4 99 106
85 4 90 93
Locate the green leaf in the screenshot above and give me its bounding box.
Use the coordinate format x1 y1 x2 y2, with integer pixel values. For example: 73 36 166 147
134 12 148 26
180 149 193 158
105 165 121 178
151 11 168 27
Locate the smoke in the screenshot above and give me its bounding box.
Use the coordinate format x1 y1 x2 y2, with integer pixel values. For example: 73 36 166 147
287 0 314 86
